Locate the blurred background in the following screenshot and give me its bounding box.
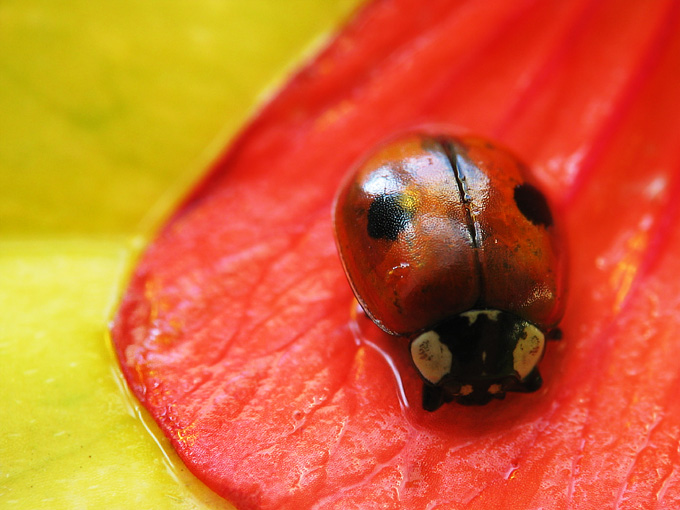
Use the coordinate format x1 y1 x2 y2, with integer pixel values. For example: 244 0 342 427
0 1 361 507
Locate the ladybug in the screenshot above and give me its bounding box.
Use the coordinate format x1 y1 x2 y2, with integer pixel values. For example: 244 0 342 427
333 133 567 411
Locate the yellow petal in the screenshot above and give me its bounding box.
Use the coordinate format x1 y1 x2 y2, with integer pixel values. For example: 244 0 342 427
0 0 362 507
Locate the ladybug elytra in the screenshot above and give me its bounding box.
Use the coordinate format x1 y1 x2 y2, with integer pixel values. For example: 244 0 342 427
333 133 567 411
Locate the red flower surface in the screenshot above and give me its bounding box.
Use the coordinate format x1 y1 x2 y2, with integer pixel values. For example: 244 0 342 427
111 1 680 508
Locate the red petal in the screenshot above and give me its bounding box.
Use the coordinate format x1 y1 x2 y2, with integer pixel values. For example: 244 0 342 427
112 1 680 509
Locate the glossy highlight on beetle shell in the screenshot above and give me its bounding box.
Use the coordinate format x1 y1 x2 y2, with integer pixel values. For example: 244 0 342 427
333 133 567 409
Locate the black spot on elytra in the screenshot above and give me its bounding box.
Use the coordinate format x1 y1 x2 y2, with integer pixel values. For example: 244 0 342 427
367 193 412 240
513 183 554 227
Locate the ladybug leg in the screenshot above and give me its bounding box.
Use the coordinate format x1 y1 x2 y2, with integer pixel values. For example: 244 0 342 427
422 384 451 412
547 328 563 341
503 368 543 394
518 368 543 393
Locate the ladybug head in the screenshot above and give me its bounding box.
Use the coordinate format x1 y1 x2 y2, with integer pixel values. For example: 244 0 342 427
410 309 546 410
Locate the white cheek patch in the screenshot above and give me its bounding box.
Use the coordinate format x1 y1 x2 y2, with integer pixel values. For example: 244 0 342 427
512 323 545 380
411 330 452 385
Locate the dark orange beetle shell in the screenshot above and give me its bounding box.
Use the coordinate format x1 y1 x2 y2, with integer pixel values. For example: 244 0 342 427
334 133 567 336
333 134 567 409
